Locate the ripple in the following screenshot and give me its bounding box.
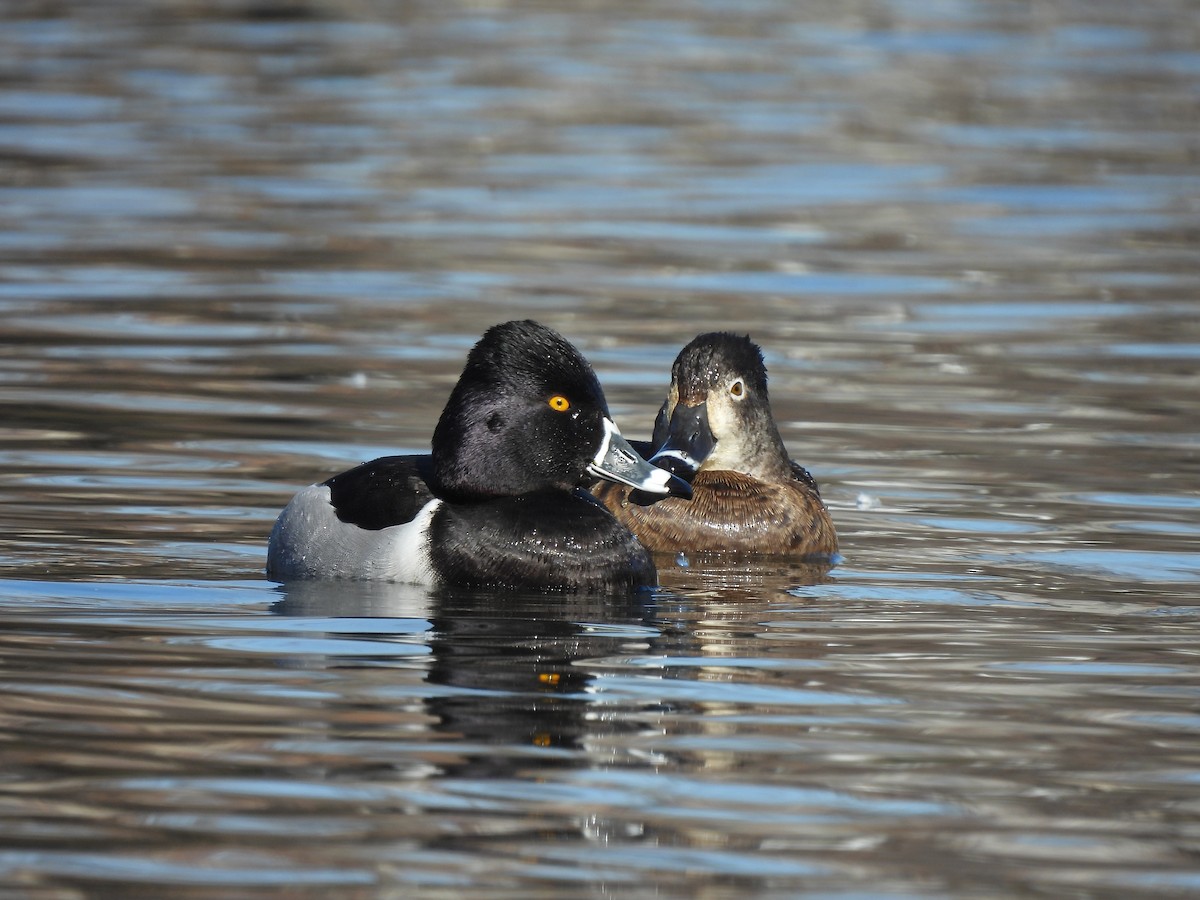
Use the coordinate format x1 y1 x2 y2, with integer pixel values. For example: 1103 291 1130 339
1 1 1198 897
0 850 373 887
1069 492 1200 510
1005 549 1200 582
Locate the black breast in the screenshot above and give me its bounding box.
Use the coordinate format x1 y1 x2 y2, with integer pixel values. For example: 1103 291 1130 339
427 490 656 593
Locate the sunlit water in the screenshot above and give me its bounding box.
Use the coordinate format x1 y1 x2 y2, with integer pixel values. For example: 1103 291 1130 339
1 1 1198 896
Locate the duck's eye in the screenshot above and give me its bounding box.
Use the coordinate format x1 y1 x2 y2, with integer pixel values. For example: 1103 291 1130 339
729 380 745 399
548 395 571 412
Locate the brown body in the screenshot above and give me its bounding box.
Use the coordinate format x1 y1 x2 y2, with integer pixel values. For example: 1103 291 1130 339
595 468 837 557
594 331 838 559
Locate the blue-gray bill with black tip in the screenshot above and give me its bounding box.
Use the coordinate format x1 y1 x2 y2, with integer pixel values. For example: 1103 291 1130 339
589 418 693 499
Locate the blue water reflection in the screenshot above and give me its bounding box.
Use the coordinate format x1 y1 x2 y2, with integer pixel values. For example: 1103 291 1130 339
1 0 1198 895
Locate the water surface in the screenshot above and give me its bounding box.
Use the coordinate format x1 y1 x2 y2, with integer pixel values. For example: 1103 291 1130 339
1 1 1198 896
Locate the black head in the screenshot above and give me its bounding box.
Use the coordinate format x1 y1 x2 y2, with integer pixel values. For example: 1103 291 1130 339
432 320 687 501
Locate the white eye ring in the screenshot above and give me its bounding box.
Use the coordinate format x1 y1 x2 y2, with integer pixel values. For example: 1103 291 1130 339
729 379 745 399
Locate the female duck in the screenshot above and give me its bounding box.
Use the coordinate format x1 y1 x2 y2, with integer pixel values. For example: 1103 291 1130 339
594 332 837 558
268 320 691 592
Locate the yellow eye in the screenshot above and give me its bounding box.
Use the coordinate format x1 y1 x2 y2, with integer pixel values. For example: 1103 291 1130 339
730 380 744 398
548 395 571 412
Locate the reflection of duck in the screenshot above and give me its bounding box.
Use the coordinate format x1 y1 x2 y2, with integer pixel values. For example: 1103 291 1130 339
655 554 836 602
423 590 655 769
595 333 838 559
267 320 690 592
272 582 656 771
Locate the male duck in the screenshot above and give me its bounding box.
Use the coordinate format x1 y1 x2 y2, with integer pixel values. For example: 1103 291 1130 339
593 332 837 558
268 320 692 592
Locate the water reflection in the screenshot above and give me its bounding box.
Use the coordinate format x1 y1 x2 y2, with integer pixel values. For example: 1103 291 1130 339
267 557 838 788
274 582 660 774
1 0 1199 894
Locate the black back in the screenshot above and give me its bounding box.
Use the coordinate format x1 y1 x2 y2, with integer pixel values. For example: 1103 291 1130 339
325 456 437 530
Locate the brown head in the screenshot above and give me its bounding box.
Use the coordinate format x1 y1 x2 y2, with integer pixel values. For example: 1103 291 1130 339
649 333 795 484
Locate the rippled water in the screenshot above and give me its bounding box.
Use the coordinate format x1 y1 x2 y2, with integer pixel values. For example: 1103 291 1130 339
1 0 1198 896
